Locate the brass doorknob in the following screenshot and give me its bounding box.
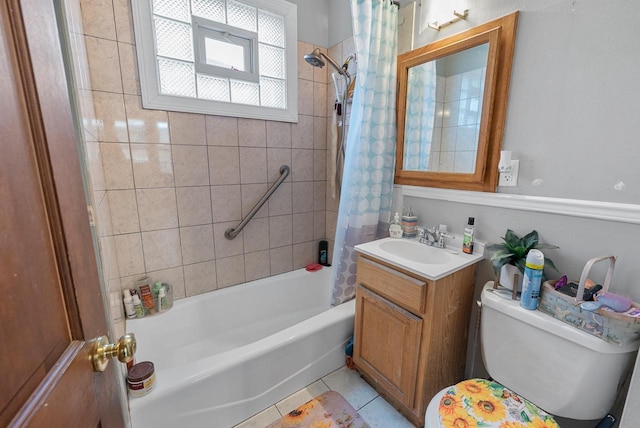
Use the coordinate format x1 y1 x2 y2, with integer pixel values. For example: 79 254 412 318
90 333 136 372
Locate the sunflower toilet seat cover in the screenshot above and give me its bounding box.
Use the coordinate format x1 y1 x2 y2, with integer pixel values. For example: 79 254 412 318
437 379 559 428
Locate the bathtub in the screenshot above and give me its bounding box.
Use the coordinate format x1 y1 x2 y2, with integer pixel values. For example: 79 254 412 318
127 267 355 428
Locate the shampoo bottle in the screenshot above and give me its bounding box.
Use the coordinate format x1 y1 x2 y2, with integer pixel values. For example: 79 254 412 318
462 217 475 254
520 249 545 310
389 212 403 238
123 290 136 319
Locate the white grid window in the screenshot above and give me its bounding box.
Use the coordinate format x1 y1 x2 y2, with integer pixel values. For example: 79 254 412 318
133 0 298 122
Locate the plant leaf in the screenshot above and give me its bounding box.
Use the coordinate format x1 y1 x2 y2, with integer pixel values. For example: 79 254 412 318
521 230 539 250
534 243 560 250
514 258 526 275
544 258 559 272
486 243 509 251
504 229 521 248
512 245 528 258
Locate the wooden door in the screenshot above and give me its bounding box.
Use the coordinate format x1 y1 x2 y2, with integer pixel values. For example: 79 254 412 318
0 0 124 426
354 285 422 408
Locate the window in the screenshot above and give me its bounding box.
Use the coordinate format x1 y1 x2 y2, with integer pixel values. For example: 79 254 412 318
132 0 298 122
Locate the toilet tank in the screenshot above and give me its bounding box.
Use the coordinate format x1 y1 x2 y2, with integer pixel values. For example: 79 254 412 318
480 283 638 420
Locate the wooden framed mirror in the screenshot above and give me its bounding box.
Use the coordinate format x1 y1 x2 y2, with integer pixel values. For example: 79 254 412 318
395 12 518 191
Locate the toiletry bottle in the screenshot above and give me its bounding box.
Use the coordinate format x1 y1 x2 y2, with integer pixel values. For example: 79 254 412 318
123 290 136 319
401 208 418 237
389 212 403 238
520 249 544 310
462 217 475 254
319 240 330 266
157 286 167 312
132 294 145 317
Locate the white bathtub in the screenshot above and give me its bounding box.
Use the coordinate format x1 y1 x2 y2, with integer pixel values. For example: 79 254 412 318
127 267 355 428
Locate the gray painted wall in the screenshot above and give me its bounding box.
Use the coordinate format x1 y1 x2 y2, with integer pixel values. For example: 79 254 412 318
291 0 329 47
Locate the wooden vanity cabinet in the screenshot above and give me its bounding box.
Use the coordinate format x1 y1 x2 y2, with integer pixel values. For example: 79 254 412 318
353 254 477 427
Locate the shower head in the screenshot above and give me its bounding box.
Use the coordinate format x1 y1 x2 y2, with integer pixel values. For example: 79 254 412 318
304 48 349 78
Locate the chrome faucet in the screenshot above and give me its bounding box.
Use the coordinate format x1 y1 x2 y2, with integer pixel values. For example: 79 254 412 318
418 225 452 249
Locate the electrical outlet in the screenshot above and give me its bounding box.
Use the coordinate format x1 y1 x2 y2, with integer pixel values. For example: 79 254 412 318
498 160 519 187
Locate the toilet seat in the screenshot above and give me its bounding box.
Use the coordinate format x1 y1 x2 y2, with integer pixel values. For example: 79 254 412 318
425 379 558 427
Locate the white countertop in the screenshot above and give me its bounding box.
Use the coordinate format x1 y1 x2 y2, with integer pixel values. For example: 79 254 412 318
354 235 485 280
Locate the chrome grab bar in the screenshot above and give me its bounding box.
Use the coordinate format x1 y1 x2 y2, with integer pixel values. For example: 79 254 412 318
224 165 290 240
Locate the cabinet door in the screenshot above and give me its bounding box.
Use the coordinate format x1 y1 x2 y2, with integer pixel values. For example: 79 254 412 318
354 285 423 408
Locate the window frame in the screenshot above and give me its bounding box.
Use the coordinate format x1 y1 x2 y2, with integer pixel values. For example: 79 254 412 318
131 0 298 123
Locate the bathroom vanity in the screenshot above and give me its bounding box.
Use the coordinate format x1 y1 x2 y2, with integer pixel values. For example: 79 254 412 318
353 238 483 427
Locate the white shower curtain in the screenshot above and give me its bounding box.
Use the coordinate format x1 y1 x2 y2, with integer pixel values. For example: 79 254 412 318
331 0 398 305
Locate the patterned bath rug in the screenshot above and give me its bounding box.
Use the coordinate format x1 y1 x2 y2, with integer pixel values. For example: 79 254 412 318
266 390 370 428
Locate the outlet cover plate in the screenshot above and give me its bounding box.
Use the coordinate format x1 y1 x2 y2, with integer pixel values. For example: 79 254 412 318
499 160 519 187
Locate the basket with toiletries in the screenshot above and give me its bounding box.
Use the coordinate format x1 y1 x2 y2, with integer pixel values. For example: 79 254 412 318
539 255 640 346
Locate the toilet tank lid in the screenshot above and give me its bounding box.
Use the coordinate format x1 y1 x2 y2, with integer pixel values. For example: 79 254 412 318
481 282 639 354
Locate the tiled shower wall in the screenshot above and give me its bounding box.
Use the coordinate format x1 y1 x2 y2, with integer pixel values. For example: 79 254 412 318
66 0 354 331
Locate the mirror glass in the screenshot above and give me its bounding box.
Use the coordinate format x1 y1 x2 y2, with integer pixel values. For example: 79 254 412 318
395 12 518 192
403 43 489 173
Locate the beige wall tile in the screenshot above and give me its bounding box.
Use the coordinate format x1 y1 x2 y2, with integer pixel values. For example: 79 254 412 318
208 146 240 185
267 182 291 216
94 191 113 237
99 235 119 280
292 212 313 244
328 43 342 69
244 250 270 282
118 42 140 95
242 217 269 253
136 188 178 231
313 82 328 117
92 91 128 142
180 225 215 264
326 181 339 212
266 148 291 180
266 121 291 148
124 95 170 144
113 232 145 277
85 36 122 93
314 150 327 181
325 211 337 247
213 222 244 258
211 185 242 223
270 246 292 275
176 186 212 226
293 241 314 269
292 114 313 149
269 215 292 248
184 260 217 297
314 181 326 211
297 41 314 81
147 266 185 300
292 181 314 214
131 144 174 188
113 0 134 43
216 255 245 288
238 118 266 147
169 112 206 145
298 79 313 116
101 142 133 189
206 115 238 146
172 145 209 187
239 147 267 184
240 183 268 218
80 0 116 40
107 190 139 234
291 149 314 182
314 116 327 149
141 228 182 271
314 211 326 240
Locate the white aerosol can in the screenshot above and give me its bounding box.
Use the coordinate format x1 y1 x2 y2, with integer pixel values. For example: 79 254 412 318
520 249 545 310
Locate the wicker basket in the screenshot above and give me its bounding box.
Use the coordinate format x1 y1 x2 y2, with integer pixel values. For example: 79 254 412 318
539 255 640 346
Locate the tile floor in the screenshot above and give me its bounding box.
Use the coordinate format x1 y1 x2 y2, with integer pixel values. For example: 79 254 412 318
233 365 416 428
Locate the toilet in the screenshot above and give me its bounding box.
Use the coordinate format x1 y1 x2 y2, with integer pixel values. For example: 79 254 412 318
425 283 639 426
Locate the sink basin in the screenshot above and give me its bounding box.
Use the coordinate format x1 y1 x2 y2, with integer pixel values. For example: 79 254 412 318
378 240 452 265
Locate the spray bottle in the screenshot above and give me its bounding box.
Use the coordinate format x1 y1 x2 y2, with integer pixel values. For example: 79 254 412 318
520 249 545 310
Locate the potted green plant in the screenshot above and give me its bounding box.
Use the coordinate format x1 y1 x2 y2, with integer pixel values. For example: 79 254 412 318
486 229 559 290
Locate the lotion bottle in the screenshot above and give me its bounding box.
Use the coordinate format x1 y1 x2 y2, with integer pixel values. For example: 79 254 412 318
462 217 475 254
123 290 136 319
389 212 403 238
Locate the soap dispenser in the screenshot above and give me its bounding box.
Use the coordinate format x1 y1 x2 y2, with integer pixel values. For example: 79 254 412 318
389 212 403 238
